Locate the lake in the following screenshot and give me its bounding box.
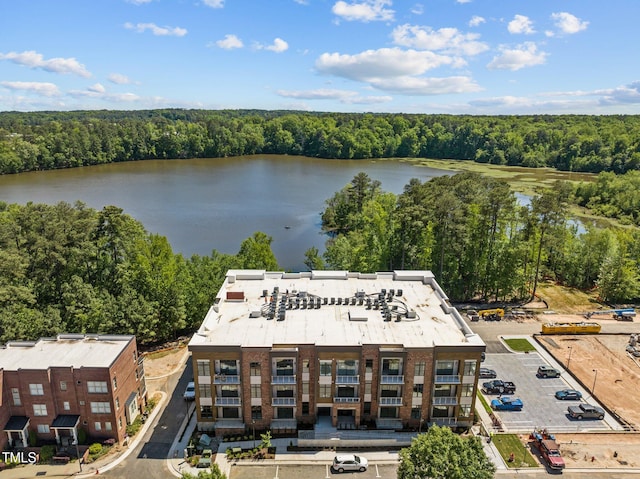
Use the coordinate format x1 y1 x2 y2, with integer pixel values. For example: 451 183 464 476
0 156 453 270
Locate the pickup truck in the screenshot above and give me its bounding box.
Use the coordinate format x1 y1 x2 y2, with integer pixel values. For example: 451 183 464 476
567 403 605 420
532 429 565 470
490 396 523 411
482 379 516 394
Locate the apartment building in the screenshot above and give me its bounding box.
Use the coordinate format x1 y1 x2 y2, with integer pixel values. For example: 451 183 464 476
188 270 486 436
0 334 146 449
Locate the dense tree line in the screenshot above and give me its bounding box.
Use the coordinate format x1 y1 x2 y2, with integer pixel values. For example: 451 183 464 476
574 170 640 226
0 202 278 345
311 172 640 304
2 110 640 174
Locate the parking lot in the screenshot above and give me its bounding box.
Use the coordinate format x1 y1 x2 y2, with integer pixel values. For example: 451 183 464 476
230 463 398 479
482 349 614 433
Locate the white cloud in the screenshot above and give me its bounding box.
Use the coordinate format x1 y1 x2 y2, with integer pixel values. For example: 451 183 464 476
265 38 289 53
202 0 224 7
316 48 456 81
391 24 488 56
276 88 391 105
551 12 588 34
216 34 244 49
68 85 140 102
87 83 106 93
124 22 187 37
332 0 394 23
411 4 424 15
108 73 133 84
469 16 485 27
127 0 152 4
508 15 535 35
594 81 640 105
0 81 60 96
0 50 91 77
487 42 547 71
456 0 472 3
368 76 482 95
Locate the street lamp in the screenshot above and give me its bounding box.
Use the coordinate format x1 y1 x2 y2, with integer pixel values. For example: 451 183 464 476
567 346 573 369
252 420 256 449
72 438 82 473
592 369 598 394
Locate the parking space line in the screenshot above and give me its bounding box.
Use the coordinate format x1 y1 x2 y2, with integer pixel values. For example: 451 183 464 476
274 464 279 479
376 464 381 477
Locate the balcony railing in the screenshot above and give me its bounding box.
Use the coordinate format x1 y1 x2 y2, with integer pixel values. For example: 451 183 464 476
335 375 359 384
213 374 240 384
271 375 296 384
379 397 403 406
431 417 458 426
214 397 241 406
433 396 458 406
380 375 404 384
334 397 360 403
434 375 461 384
272 397 296 406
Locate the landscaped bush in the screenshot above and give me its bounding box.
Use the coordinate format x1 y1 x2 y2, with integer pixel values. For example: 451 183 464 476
89 443 103 455
40 445 56 462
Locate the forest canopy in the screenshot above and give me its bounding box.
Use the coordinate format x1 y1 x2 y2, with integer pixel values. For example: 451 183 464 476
2 109 640 175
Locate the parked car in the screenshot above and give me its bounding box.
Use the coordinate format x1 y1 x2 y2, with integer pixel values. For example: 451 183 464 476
491 396 523 411
183 381 196 401
567 403 605 420
332 454 368 472
555 389 582 400
537 365 561 378
479 367 497 379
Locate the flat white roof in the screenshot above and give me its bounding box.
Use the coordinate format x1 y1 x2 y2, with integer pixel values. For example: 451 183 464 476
189 270 483 349
0 335 134 370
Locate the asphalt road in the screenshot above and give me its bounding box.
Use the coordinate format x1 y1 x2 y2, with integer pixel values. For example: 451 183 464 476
102 355 193 479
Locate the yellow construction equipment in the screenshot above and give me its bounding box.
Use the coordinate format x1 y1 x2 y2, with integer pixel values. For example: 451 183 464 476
478 308 504 321
541 322 601 334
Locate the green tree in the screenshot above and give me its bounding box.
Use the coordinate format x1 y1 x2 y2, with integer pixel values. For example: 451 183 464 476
182 463 226 479
303 246 325 271
397 426 495 479
237 232 279 270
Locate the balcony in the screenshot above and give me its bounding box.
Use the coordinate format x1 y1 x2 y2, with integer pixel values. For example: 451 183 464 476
434 375 461 384
334 397 360 403
335 375 359 384
433 396 458 406
271 375 296 384
379 397 403 406
214 397 241 406
431 417 458 426
380 375 404 384
272 397 296 406
213 374 240 384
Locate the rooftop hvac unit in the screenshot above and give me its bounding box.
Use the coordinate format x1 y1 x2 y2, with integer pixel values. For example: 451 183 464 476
250 311 261 318
407 311 417 319
337 298 342 305
397 289 403 296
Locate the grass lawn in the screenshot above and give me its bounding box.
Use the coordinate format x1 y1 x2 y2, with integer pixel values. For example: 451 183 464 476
477 392 492 415
503 338 536 352
491 434 539 468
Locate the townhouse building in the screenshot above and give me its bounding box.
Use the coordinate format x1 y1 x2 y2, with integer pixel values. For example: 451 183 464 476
1 334 146 450
188 270 485 436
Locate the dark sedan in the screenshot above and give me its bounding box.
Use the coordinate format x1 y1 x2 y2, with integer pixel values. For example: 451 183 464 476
479 367 497 378
555 389 582 400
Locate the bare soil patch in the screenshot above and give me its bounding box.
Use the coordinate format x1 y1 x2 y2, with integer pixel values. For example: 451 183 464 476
142 345 189 379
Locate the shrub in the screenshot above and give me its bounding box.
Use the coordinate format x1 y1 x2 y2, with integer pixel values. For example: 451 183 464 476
28 430 37 447
77 427 87 445
89 443 103 455
40 445 56 462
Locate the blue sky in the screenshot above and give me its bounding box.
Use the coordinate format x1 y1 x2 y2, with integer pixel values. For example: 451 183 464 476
1 0 639 114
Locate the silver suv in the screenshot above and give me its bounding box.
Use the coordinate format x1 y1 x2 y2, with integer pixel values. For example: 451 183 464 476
537 365 560 378
332 454 368 472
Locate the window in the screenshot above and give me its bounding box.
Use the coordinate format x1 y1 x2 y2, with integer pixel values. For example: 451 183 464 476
411 407 421 419
380 407 398 418
363 402 371 415
364 382 371 395
276 407 294 419
250 362 261 376
29 384 44 395
435 360 457 375
301 382 309 394
414 361 426 377
60 381 67 391
412 383 423 398
319 385 331 398
459 405 472 417
251 406 262 420
200 406 213 419
221 407 239 419
381 358 401 375
199 384 212 398
275 358 294 376
112 377 117 390
302 359 309 369
463 360 476 376
221 385 239 397
319 360 332 376
302 402 310 415
87 381 108 394
105 422 112 431
95 422 102 431
381 385 401 397
273 385 294 398
90 402 112 414
133 351 137 362
434 385 455 397
365 359 373 373
197 360 211 376
337 359 358 376
461 384 474 397
116 397 120 409
218 359 238 376
37 424 50 433
63 401 70 411
118 417 123 428
33 404 47 416
11 388 21 406
250 385 261 398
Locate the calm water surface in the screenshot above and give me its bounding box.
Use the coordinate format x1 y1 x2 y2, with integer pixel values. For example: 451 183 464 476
0 156 452 270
